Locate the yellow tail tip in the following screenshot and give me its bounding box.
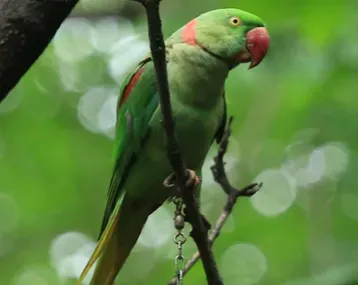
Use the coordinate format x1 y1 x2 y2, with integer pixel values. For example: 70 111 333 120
77 209 120 285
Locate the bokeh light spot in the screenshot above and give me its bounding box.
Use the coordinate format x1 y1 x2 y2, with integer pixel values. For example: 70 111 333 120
54 18 95 62
137 206 174 248
251 169 297 217
281 140 349 189
108 36 149 84
220 243 267 285
58 57 106 93
49 231 96 281
97 94 118 139
77 86 118 136
90 17 135 54
316 142 350 180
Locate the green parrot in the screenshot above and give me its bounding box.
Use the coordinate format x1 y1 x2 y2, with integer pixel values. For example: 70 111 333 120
78 8 270 285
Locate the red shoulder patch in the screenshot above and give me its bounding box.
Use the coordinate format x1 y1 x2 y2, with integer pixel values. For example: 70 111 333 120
118 66 145 109
182 19 197 46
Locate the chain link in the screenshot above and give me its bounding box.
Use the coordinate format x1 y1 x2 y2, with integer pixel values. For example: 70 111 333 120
173 197 186 285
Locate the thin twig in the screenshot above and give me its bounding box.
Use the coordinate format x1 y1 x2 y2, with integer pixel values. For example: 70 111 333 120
167 117 263 285
133 0 223 284
211 117 262 202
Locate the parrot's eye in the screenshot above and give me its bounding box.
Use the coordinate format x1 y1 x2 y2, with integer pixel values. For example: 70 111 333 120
229 16 241 26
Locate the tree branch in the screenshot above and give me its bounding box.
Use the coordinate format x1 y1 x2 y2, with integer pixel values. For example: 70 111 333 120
167 117 263 285
0 0 79 102
133 0 223 284
211 117 262 201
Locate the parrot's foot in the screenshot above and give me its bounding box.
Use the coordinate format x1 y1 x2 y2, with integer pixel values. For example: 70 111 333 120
163 169 201 188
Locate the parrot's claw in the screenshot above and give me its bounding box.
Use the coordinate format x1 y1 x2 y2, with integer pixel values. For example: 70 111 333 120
185 169 201 188
163 173 176 188
163 169 201 188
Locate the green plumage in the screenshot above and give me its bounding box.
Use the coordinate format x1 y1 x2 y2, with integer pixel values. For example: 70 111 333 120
77 8 268 285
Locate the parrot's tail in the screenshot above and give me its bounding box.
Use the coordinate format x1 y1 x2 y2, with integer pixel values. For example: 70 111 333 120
77 196 149 285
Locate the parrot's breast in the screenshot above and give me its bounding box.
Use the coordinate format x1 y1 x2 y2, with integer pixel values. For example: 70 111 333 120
144 44 228 171
121 45 228 202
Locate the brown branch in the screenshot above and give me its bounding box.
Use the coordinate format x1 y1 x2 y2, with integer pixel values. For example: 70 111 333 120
135 0 187 181
167 117 263 285
0 0 79 102
133 0 223 284
211 117 262 202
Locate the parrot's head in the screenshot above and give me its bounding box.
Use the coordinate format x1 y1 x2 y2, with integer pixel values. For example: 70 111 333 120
180 8 270 69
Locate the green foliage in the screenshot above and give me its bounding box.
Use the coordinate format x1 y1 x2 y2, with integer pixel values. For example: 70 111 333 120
1 0 358 284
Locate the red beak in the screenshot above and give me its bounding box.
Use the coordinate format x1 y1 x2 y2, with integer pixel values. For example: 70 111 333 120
245 27 270 69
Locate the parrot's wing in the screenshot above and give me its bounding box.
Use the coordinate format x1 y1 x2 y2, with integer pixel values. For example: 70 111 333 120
104 65 226 229
100 56 158 235
104 81 227 229
78 57 158 283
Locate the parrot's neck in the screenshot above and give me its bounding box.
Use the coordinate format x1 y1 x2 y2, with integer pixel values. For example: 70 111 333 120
167 43 229 109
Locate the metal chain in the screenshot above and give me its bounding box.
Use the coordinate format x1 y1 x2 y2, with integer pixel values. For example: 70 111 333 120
173 197 186 285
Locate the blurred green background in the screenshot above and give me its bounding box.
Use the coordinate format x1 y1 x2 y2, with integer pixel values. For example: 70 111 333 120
1 0 358 284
